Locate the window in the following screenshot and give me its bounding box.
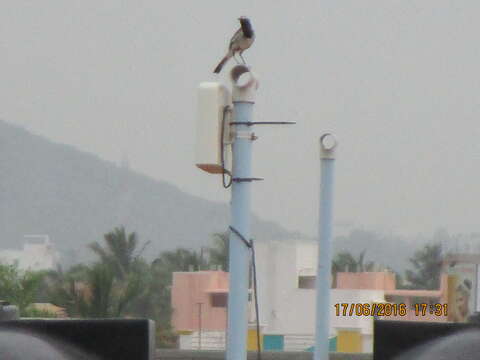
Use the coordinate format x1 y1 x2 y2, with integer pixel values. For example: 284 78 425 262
298 276 316 289
211 293 228 308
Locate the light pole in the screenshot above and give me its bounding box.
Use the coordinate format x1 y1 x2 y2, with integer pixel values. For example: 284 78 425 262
225 65 258 360
195 64 294 360
314 133 338 360
197 302 203 350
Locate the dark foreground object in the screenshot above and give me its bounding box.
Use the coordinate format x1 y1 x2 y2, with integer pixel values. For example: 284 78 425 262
0 319 155 360
374 320 480 360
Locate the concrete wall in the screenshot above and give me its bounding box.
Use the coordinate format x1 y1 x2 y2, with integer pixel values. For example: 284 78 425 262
336 272 396 290
254 241 385 353
156 350 372 360
179 331 226 350
255 241 387 334
0 240 59 271
171 271 229 331
255 240 319 335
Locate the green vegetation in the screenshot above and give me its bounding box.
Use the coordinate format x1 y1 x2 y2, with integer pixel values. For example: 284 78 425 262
331 249 376 287
331 239 443 290
208 232 229 271
0 263 45 316
2 224 444 348
332 249 376 273
405 242 443 290
22 306 58 318
0 226 228 348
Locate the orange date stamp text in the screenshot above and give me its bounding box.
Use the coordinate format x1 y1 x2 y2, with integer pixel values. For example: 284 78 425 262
334 303 448 317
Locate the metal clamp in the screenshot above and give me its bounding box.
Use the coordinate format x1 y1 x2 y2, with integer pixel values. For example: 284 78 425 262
235 130 254 139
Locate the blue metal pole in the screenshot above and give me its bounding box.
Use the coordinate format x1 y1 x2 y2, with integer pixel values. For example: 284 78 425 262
226 65 257 360
314 134 337 360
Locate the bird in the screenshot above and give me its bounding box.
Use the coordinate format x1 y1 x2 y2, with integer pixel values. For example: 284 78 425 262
213 17 255 74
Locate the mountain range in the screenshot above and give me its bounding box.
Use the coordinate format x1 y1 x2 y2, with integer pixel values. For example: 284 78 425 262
0 120 303 266
0 120 445 273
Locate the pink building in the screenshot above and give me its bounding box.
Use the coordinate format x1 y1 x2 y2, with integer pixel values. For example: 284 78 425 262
172 270 450 334
336 272 396 291
171 271 229 332
336 272 449 322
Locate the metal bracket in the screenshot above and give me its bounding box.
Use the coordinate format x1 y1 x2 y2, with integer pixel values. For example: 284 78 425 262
232 177 264 182
233 130 258 141
222 106 234 145
235 130 253 139
230 121 296 126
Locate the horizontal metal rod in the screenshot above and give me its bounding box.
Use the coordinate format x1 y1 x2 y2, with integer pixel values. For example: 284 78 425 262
232 177 264 182
230 121 296 126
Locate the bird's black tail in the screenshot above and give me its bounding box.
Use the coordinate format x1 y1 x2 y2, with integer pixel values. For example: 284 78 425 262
213 55 231 74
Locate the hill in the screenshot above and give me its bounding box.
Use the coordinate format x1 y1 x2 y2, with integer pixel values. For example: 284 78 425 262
0 120 302 266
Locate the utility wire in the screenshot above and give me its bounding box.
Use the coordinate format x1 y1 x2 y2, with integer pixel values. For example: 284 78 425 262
251 239 262 360
229 226 262 360
221 106 233 189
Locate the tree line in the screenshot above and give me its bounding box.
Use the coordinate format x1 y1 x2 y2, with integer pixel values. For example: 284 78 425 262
0 227 228 347
332 242 443 290
0 226 444 347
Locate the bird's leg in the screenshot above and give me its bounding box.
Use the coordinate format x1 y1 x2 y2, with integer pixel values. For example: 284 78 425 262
239 52 246 64
233 52 240 64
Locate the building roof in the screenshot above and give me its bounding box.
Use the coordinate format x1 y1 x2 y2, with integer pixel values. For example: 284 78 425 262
205 288 229 294
385 289 442 297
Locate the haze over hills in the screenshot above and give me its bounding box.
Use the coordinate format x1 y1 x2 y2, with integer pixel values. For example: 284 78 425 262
0 120 304 266
0 120 457 273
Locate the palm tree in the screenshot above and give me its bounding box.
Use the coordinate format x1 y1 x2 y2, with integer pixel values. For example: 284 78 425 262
208 232 229 271
39 264 90 317
357 250 376 272
405 242 443 290
50 262 147 318
331 250 376 287
152 248 207 279
332 250 376 273
331 251 355 287
128 260 173 328
83 263 115 318
89 227 148 280
0 263 45 315
43 228 149 318
332 251 357 273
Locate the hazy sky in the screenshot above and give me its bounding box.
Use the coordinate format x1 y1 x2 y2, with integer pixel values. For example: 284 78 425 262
2 1 480 239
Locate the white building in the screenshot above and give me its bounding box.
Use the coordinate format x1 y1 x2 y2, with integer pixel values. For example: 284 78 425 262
0 237 60 271
254 240 385 352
